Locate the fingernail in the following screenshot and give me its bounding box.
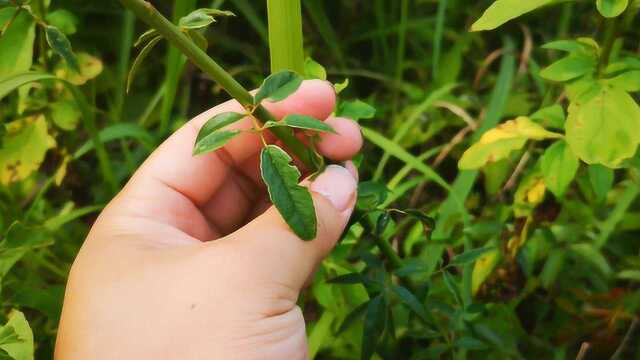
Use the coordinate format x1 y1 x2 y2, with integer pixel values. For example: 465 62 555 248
310 165 357 212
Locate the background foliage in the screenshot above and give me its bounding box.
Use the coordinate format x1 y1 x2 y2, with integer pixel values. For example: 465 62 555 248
1 0 640 359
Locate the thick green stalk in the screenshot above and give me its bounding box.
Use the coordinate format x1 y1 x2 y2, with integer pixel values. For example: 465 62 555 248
119 0 314 168
267 0 305 74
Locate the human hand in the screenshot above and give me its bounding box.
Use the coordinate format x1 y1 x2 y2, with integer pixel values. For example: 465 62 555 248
55 80 362 359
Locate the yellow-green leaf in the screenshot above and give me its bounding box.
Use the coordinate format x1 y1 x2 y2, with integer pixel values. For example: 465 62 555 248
126 36 161 93
55 52 103 86
459 116 562 169
566 85 640 167
540 140 579 197
472 248 502 295
596 0 629 18
540 55 596 82
0 7 35 77
471 0 555 31
49 99 80 131
0 310 34 360
0 116 55 185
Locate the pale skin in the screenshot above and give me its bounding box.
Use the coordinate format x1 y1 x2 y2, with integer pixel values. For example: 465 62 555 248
55 80 363 359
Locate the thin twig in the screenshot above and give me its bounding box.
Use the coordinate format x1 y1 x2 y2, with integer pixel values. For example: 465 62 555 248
500 148 532 197
611 318 639 360
576 342 590 360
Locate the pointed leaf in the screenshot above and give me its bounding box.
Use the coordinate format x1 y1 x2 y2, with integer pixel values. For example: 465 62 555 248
0 72 56 101
195 112 245 144
450 247 496 266
254 70 303 105
588 164 614 202
126 35 162 93
45 25 80 73
471 0 555 31
260 145 316 240
540 55 595 82
442 271 462 305
391 285 428 321
178 8 234 30
362 294 387 360
327 273 365 284
134 29 159 48
193 130 241 155
304 57 326 80
337 100 376 121
0 310 33 360
281 114 336 133
338 301 368 334
541 141 579 197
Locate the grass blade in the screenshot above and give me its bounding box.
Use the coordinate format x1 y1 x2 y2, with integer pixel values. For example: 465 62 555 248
267 0 304 74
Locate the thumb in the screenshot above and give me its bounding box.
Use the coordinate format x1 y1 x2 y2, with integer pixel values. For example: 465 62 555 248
227 164 358 291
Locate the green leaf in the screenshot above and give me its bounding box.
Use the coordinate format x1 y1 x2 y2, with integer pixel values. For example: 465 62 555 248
338 301 368 334
442 271 462 305
334 78 349 94
391 285 428 322
0 7 35 78
541 141 579 197
570 243 612 276
0 310 33 360
606 70 640 92
1 222 53 282
260 145 316 240
45 9 78 35
617 270 640 282
336 100 377 121
459 116 562 169
540 249 566 289
588 164 614 202
133 29 159 48
362 294 387 360
471 0 555 31
542 40 586 53
126 35 162 93
192 130 240 156
279 114 336 133
356 181 389 210
195 112 245 144
254 70 303 105
304 57 326 80
540 55 595 82
49 99 80 131
0 72 56 101
566 85 640 167
73 123 154 159
455 336 488 350
450 247 496 266
327 273 365 284
596 0 629 17
530 104 565 130
45 25 80 73
178 8 234 30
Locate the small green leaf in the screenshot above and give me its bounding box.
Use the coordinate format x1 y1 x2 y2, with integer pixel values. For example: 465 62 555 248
542 40 586 53
304 57 326 80
471 0 555 31
450 247 496 266
45 25 80 73
596 0 629 18
459 116 562 169
336 99 376 121
193 130 240 156
391 285 428 322
455 336 488 350
540 249 566 289
530 104 565 130
49 99 81 131
566 85 640 167
254 70 303 105
0 72 56 101
472 248 502 295
570 243 612 276
134 29 159 48
260 145 316 240
178 8 234 30
338 301 368 334
442 271 462 305
617 270 640 282
588 164 614 202
45 9 78 35
540 55 595 82
334 78 349 94
375 212 391 237
196 112 245 144
126 35 162 93
356 181 389 210
541 141 579 197
280 114 336 133
362 295 387 360
327 273 365 284
0 310 33 360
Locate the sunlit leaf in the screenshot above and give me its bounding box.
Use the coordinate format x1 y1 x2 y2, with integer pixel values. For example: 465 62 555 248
514 171 546 217
304 57 326 80
472 248 502 295
0 72 56 101
45 9 78 35
277 114 336 133
134 29 159 48
179 8 234 30
337 100 376 121
0 7 35 77
459 116 562 169
55 52 103 86
260 145 316 240
471 0 556 31
254 70 303 104
49 99 80 131
606 70 640 92
596 0 629 18
0 310 33 360
566 85 640 167
193 130 240 156
530 104 565 130
541 140 579 197
334 78 349 94
540 54 596 82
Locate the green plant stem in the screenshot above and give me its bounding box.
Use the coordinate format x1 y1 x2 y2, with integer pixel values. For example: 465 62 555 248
374 235 403 270
267 0 305 74
391 0 409 116
598 17 618 75
119 0 315 169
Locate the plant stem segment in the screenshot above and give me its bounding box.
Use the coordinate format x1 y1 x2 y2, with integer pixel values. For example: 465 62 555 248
267 0 305 74
119 0 315 168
